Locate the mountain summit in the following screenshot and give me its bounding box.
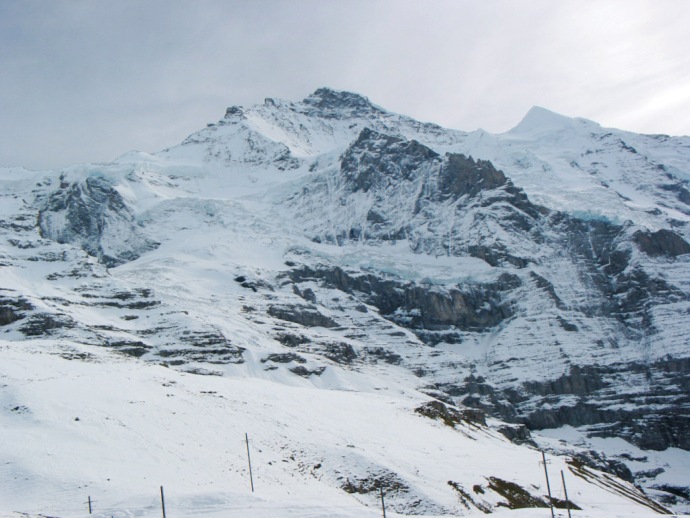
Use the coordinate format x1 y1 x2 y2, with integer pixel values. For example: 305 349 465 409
508 105 584 136
303 87 378 113
1 89 689 516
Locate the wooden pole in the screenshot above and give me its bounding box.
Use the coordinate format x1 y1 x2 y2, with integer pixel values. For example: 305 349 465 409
561 470 572 518
540 450 555 518
160 485 167 518
87 495 92 514
245 432 255 492
380 487 387 518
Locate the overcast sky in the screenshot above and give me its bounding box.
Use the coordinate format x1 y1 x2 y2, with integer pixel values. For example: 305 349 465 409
1 0 689 170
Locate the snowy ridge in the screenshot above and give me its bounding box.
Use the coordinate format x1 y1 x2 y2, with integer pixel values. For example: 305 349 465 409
1 88 689 515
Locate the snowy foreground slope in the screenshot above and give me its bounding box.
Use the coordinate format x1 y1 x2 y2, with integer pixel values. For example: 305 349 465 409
0 341 679 518
1 88 689 516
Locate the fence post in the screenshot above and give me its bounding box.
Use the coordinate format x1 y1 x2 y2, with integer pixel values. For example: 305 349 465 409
561 470 572 518
380 486 387 518
540 450 555 518
245 432 255 492
160 485 167 518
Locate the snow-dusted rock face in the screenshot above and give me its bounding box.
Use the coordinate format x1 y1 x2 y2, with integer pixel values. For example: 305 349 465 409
285 123 690 457
2 87 689 515
37 173 159 266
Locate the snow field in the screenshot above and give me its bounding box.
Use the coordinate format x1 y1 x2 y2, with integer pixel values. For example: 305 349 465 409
1 339 679 517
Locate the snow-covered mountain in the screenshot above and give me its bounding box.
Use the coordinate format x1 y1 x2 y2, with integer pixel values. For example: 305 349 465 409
1 88 689 517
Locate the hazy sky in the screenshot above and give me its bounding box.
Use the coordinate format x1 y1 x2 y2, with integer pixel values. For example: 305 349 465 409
1 0 689 170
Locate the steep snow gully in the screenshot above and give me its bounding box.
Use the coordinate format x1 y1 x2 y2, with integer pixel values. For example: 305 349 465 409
1 88 689 516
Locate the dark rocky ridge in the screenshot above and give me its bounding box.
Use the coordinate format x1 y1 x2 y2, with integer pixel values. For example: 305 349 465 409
298 128 550 268
433 357 690 451
288 265 519 337
633 228 690 257
341 128 441 193
302 88 384 119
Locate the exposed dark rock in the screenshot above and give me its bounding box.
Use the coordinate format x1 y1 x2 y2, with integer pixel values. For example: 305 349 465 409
435 154 506 201
465 243 530 268
520 359 690 450
340 128 439 194
366 209 386 224
156 345 245 364
0 216 37 232
234 275 273 292
486 477 548 509
19 313 75 336
96 299 159 310
179 330 233 348
654 485 690 500
274 332 311 348
557 316 578 331
290 365 326 377
447 481 493 513
567 458 671 514
0 292 33 326
363 347 403 365
636 468 665 478
652 485 690 510
529 271 566 309
262 353 306 364
321 342 357 364
288 265 519 339
267 304 339 328
7 238 39 249
569 451 634 483
415 400 486 428
106 340 151 358
524 365 608 397
303 88 381 119
495 424 536 446
293 285 317 303
556 215 629 275
341 471 409 495
306 129 547 268
445 357 690 453
224 105 244 118
234 275 257 292
38 175 158 267
633 229 690 257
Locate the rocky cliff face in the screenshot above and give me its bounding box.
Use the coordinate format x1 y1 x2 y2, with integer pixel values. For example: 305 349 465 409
38 173 158 267
2 87 689 511
285 126 690 456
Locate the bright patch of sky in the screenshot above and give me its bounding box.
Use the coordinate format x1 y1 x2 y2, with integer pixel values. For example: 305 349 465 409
1 0 688 170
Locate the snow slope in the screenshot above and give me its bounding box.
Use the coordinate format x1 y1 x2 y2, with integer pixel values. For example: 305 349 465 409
0 341 677 517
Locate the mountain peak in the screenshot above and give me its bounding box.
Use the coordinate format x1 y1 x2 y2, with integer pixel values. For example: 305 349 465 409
223 105 245 120
302 87 377 114
508 106 578 136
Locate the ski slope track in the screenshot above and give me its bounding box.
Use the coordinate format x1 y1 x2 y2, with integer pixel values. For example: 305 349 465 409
1 88 689 516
